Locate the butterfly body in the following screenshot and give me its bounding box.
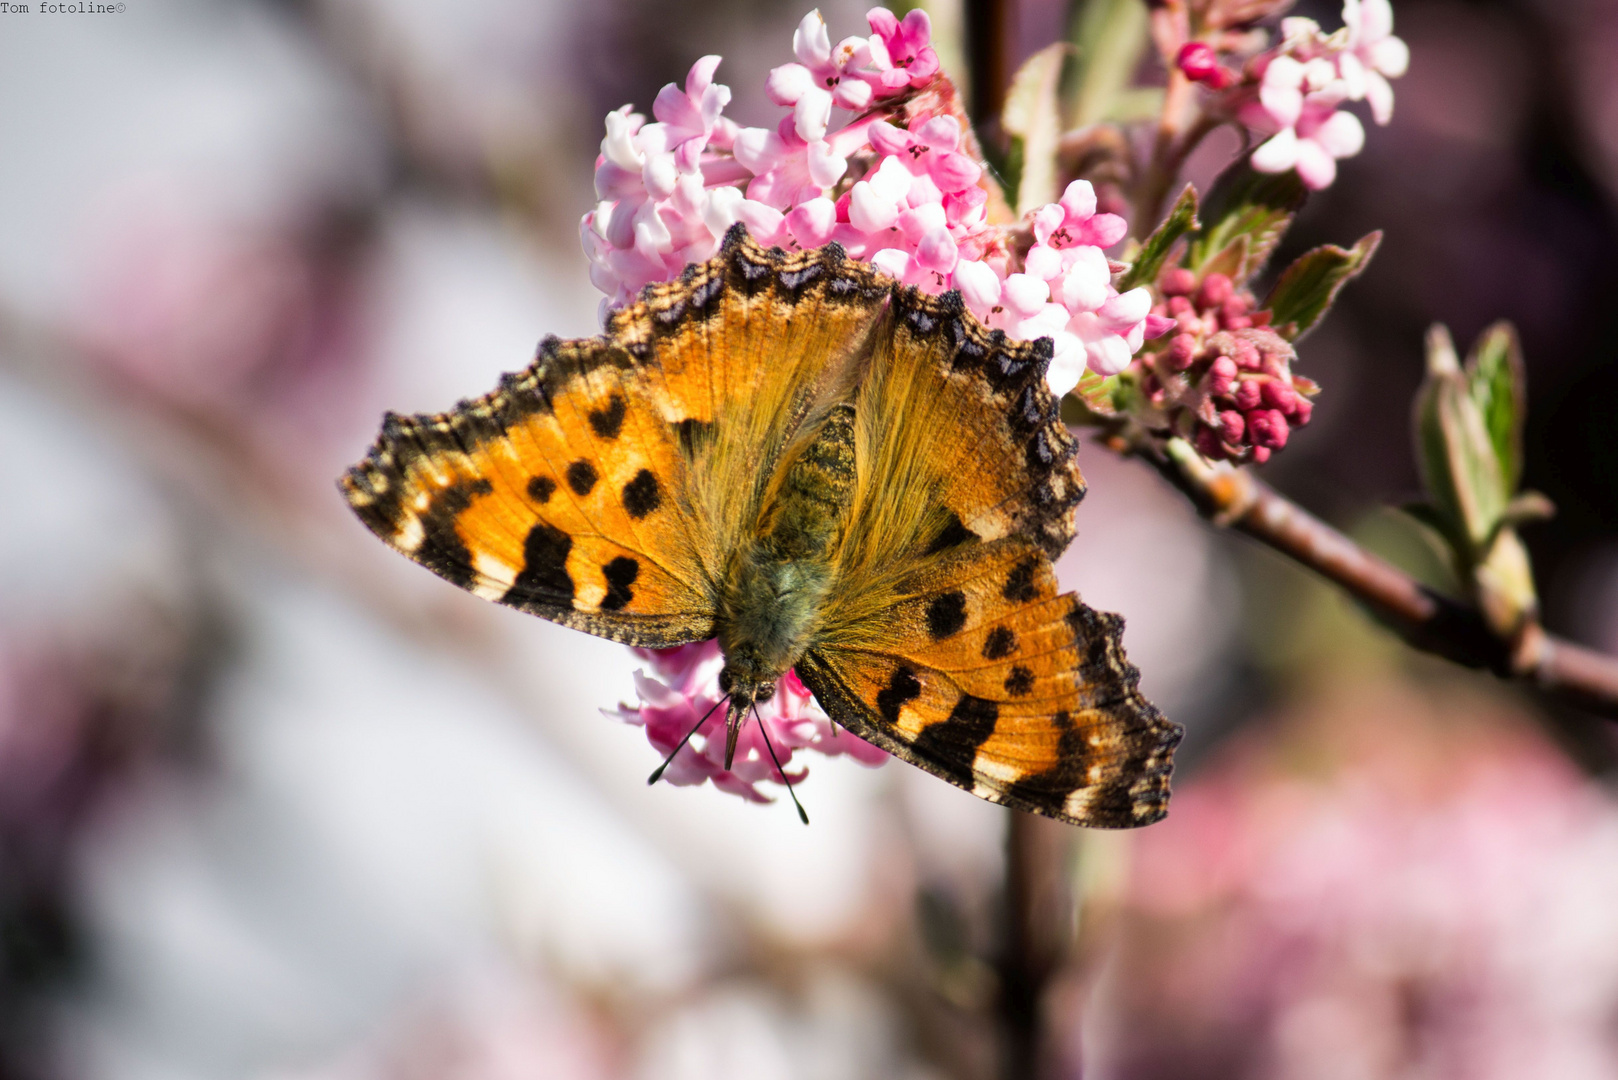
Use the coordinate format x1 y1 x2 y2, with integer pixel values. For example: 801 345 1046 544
341 226 1181 827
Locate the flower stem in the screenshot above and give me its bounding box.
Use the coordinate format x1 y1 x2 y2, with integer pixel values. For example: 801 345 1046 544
1133 69 1221 234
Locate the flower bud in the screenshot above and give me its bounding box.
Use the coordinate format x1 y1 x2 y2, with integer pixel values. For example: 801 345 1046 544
1176 42 1231 88
1218 410 1246 444
1206 355 1238 397
1160 267 1198 297
1247 408 1290 449
1261 379 1297 413
1234 378 1262 410
1164 333 1198 372
1232 339 1262 370
1196 273 1234 310
1292 397 1314 426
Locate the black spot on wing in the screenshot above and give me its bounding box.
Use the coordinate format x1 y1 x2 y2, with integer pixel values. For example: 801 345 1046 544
600 556 639 611
504 521 574 607
527 475 555 503
876 666 922 725
622 469 662 519
912 695 999 789
982 626 1018 660
925 591 968 640
1003 666 1034 697
1003 556 1042 603
923 511 977 556
675 418 714 457
566 460 598 496
588 395 626 439
415 478 493 590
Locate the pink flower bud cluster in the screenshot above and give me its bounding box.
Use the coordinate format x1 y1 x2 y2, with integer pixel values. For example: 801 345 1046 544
1138 269 1315 464
607 641 888 805
1179 0 1408 190
580 7 1160 393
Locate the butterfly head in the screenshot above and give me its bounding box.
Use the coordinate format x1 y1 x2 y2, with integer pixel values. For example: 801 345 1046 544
717 661 778 769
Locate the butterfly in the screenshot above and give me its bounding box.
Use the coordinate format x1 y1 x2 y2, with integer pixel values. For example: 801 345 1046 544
340 225 1180 827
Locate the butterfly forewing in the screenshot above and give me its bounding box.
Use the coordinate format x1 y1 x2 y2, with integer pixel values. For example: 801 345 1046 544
341 336 716 646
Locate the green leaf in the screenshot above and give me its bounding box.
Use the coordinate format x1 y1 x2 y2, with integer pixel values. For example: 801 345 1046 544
1002 43 1069 216
1499 490 1555 529
1188 164 1307 284
1464 321 1526 494
1065 0 1149 128
1413 324 1507 555
1197 233 1250 285
1263 232 1381 341
1117 185 1199 291
1398 500 1467 562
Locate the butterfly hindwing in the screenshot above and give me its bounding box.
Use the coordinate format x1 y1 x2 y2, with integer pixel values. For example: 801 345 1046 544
800 538 1180 827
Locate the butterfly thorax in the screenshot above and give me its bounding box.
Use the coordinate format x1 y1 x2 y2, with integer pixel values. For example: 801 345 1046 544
714 404 857 762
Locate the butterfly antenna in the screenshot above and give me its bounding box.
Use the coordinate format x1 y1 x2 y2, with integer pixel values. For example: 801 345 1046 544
648 696 725 785
754 703 810 825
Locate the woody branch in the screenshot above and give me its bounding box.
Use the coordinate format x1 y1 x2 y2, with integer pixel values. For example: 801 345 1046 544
1125 436 1618 719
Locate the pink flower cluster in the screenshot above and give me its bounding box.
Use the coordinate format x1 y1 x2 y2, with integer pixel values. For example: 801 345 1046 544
1138 269 1315 464
1179 0 1409 190
580 7 1159 394
606 641 887 805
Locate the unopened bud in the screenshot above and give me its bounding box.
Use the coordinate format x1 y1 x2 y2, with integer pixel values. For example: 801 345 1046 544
1196 273 1233 310
1232 339 1262 370
1164 333 1198 372
1251 445 1272 464
1234 378 1262 410
1194 425 1226 459
1292 397 1313 426
1160 267 1198 296
1176 42 1231 88
1247 408 1289 449
1206 355 1238 396
1261 379 1297 413
1218 410 1246 444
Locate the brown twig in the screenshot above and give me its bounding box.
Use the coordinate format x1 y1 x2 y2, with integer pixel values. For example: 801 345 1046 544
1130 437 1618 718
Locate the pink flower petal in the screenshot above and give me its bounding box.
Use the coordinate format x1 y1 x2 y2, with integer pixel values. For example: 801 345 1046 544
849 180 899 232
767 62 814 106
916 227 958 274
1058 179 1098 219
1294 138 1338 189
1251 127 1301 173
952 258 1001 314
869 247 912 281
787 197 837 248
1313 109 1365 158
929 152 981 192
